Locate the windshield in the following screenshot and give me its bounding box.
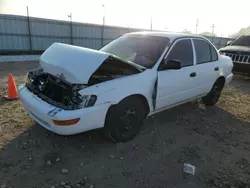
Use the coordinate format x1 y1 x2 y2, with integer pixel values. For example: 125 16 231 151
100 35 170 68
231 35 250 47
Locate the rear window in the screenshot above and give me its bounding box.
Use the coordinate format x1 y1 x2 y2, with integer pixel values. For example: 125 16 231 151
100 35 170 68
193 39 218 64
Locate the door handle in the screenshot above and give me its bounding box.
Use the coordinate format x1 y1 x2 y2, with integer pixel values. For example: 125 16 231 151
190 72 196 77
214 67 219 71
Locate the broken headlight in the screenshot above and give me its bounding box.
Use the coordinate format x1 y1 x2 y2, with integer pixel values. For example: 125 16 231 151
25 68 43 84
24 73 29 83
79 95 97 108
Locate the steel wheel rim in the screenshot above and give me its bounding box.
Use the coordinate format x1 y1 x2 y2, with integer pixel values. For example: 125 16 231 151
119 108 138 136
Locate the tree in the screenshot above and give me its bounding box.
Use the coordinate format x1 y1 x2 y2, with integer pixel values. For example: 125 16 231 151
199 32 216 37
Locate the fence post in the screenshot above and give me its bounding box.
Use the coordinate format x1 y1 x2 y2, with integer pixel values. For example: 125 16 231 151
219 36 223 49
70 21 73 45
26 6 32 50
68 13 73 45
101 25 104 47
101 4 105 47
101 15 105 47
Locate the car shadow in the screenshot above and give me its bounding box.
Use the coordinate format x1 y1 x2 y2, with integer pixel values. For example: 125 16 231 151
0 102 250 187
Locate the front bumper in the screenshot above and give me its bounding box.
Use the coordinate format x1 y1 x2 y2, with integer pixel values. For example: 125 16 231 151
18 84 110 135
233 62 250 76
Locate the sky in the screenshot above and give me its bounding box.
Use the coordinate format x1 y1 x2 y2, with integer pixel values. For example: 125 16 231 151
0 0 249 37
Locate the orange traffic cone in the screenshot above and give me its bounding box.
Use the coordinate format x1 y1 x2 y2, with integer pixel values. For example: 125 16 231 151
5 74 19 100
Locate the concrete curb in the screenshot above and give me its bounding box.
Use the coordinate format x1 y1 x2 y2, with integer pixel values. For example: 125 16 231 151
0 55 40 63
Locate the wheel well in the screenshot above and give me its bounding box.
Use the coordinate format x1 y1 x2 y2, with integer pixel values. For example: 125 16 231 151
112 94 149 117
126 94 150 116
217 76 225 87
104 94 150 127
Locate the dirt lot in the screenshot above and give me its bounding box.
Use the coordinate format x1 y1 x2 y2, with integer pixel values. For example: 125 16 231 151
0 62 250 188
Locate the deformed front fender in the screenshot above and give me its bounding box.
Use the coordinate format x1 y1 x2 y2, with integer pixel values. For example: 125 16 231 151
79 69 157 114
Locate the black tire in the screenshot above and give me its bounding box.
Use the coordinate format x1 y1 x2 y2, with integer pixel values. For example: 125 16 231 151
202 79 224 106
104 97 146 143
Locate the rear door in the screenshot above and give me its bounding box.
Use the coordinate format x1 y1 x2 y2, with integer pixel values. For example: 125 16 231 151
155 38 200 110
192 38 220 95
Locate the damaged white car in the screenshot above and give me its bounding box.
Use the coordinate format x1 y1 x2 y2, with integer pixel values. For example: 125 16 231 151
19 32 233 142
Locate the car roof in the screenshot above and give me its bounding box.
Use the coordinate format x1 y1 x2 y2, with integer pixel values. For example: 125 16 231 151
125 31 205 41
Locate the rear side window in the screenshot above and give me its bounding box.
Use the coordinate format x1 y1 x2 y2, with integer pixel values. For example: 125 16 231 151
210 45 218 61
166 39 193 67
193 39 218 64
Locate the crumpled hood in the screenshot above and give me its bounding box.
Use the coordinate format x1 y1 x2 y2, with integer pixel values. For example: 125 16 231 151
40 43 109 84
219 45 250 53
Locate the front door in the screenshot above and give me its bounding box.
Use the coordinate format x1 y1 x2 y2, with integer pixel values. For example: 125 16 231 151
155 39 199 111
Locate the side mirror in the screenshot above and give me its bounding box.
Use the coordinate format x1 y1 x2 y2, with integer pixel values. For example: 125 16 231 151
227 40 232 46
160 59 182 70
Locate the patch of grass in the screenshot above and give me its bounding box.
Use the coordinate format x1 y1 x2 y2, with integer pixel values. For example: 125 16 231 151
0 76 33 146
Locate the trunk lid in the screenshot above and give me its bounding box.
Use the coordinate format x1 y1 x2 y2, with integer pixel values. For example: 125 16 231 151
40 43 110 84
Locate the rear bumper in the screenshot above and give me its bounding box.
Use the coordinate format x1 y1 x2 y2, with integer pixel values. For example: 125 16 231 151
18 84 110 135
233 62 250 75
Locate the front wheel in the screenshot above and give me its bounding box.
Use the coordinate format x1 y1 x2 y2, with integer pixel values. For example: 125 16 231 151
202 79 224 106
104 97 146 143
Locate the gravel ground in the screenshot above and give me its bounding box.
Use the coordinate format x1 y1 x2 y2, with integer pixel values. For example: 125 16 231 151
0 61 250 188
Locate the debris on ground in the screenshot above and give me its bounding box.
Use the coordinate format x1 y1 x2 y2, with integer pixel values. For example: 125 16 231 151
61 181 66 186
61 169 69 174
109 154 115 159
183 163 196 175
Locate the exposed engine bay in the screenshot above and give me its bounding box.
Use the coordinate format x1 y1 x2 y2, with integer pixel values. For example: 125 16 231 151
88 56 143 85
26 68 88 110
25 56 142 110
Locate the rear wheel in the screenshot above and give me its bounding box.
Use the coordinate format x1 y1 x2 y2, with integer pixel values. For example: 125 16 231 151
104 97 146 143
202 79 224 106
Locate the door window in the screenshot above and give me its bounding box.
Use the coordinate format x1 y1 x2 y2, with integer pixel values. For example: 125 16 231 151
166 39 193 67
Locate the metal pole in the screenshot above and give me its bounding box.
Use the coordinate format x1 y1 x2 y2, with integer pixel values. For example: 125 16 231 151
127 25 130 33
101 4 105 47
68 13 73 45
150 16 152 30
195 19 199 34
26 6 32 50
211 24 215 35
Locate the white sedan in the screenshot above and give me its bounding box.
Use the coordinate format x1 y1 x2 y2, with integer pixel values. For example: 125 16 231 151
18 32 233 142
